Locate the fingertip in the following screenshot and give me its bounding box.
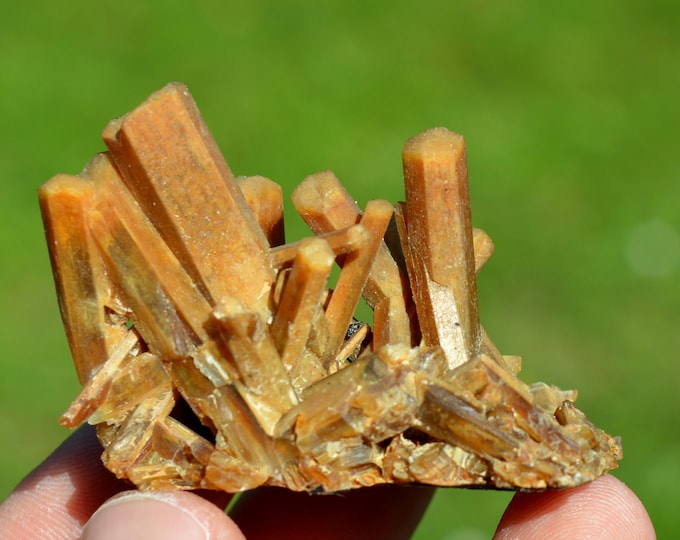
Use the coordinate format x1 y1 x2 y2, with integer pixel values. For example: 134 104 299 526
0 426 130 539
82 490 245 540
494 475 656 540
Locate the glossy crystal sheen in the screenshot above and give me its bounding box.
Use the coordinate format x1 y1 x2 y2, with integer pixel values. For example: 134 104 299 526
40 83 622 493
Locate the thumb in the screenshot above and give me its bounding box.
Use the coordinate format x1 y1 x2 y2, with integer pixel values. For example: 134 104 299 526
82 490 245 540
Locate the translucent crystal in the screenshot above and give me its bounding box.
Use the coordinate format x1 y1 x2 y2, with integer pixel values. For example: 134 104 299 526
39 83 622 493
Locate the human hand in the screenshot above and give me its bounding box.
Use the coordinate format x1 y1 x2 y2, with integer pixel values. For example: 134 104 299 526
0 426 655 539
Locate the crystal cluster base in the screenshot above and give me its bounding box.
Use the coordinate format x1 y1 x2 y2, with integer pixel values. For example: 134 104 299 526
39 83 621 493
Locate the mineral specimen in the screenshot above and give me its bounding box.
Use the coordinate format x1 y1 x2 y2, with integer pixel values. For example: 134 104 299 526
40 83 621 493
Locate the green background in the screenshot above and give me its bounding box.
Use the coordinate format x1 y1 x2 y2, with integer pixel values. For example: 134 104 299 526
1 1 677 537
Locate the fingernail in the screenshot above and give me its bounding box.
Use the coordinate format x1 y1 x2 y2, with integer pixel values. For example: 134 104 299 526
82 491 209 540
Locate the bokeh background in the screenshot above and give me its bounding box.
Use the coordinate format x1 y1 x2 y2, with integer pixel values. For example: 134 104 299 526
1 1 678 537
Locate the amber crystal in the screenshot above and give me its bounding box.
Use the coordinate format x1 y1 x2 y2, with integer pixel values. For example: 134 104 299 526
40 83 621 493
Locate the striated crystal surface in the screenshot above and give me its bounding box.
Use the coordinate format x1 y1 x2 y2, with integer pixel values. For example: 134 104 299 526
40 83 622 493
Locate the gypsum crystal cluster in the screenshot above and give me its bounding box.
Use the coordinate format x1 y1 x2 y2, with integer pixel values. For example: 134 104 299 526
39 83 622 493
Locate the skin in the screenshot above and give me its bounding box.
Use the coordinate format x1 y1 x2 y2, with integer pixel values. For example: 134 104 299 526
0 426 655 539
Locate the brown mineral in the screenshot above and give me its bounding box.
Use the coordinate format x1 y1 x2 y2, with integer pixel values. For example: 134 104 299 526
40 83 622 493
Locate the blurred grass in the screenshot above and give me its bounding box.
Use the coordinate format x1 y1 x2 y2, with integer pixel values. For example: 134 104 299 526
1 0 678 537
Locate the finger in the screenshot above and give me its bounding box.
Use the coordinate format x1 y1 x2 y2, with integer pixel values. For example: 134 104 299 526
229 484 435 540
81 490 244 540
493 474 656 540
0 425 130 539
0 425 237 539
